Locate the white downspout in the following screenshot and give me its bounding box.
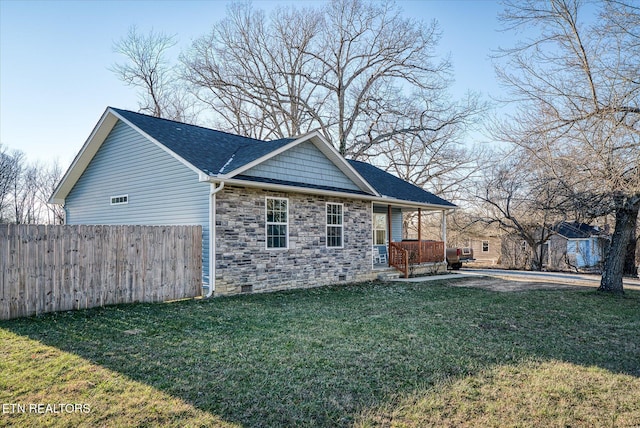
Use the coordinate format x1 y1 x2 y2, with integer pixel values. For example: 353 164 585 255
206 181 225 297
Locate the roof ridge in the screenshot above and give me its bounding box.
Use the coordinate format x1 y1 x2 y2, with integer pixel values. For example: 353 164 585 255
108 107 271 144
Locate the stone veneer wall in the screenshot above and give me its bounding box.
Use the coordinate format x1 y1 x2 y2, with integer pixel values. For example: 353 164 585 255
214 185 377 295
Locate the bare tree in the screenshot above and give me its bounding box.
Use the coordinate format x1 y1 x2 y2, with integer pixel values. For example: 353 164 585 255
0 145 65 224
375 92 486 201
112 26 197 122
37 160 65 224
182 0 480 165
494 0 640 292
302 0 453 157
182 3 322 140
10 158 40 224
0 144 21 223
474 148 567 270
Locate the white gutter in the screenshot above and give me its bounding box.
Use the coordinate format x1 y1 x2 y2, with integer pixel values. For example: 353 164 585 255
205 181 225 297
219 177 458 211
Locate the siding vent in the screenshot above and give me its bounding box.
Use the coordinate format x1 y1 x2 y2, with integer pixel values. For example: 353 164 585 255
338 274 347 281
241 285 253 293
110 195 128 205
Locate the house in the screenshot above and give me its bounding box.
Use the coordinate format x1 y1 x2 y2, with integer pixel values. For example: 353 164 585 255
500 222 610 272
50 107 456 295
447 225 502 266
546 222 609 272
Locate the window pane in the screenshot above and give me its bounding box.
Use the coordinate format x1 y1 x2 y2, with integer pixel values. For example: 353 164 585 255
327 204 343 225
267 198 287 223
327 225 342 247
267 225 287 248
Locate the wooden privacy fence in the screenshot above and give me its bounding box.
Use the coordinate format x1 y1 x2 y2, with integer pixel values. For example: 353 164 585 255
0 224 202 320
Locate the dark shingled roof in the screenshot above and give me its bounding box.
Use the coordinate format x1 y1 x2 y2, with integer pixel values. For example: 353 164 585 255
553 222 601 239
348 160 456 207
111 108 293 175
110 108 455 208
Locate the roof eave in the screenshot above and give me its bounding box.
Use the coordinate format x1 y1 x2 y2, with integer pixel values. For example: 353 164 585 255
204 176 372 200
371 195 458 211
199 176 456 210
49 107 118 205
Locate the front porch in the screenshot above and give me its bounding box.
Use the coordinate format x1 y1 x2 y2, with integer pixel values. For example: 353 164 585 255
373 203 449 278
389 240 445 277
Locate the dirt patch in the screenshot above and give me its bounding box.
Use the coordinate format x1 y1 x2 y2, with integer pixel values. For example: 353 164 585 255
450 278 578 292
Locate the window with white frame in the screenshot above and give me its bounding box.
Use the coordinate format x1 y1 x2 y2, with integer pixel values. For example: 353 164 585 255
266 197 288 249
326 203 343 248
110 194 128 205
482 240 489 252
373 213 387 245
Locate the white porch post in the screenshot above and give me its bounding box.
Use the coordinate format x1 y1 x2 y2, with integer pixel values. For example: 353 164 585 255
418 208 422 262
387 205 392 267
441 209 447 261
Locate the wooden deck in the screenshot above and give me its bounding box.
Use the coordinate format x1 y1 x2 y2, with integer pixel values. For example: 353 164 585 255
389 240 445 278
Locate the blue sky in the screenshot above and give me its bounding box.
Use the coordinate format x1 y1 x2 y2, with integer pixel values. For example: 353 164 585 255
1 0 505 168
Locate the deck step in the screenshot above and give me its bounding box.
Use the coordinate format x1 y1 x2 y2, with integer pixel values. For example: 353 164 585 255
378 271 401 281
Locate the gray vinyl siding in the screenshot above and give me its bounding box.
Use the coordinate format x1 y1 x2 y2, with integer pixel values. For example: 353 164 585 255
242 141 361 191
64 120 210 282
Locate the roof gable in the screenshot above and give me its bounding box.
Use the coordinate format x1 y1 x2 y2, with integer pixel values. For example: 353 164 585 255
50 109 119 204
238 140 362 192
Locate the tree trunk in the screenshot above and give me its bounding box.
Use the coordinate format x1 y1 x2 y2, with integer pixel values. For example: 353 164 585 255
623 213 638 277
599 196 640 293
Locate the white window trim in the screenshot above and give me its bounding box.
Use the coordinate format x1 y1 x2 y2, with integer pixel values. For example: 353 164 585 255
110 194 128 205
265 196 289 250
326 202 344 248
373 213 387 246
482 240 490 252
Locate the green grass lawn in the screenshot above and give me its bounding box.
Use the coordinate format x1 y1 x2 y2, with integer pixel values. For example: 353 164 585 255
1 277 639 427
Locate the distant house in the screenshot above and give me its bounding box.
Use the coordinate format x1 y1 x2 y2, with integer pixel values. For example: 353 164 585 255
50 108 456 295
451 234 502 266
499 222 610 272
546 222 610 272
